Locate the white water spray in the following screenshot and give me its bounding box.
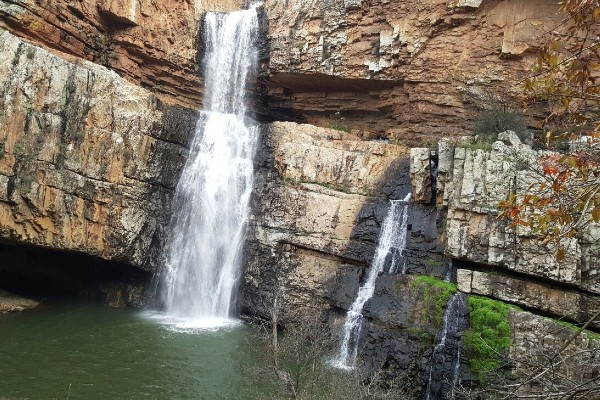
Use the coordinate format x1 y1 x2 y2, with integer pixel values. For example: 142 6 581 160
154 6 260 331
331 193 411 370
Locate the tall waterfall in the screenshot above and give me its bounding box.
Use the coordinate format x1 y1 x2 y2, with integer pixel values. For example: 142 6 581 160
157 6 259 330
424 292 469 400
331 194 411 370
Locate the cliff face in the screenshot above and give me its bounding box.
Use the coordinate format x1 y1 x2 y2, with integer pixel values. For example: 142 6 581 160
410 135 600 327
2 0 562 144
0 30 195 270
0 0 598 397
0 0 241 108
261 0 560 145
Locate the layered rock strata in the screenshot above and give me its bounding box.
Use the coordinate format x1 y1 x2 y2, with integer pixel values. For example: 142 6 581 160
0 30 196 271
261 0 562 144
2 1 567 144
0 0 241 108
410 134 600 328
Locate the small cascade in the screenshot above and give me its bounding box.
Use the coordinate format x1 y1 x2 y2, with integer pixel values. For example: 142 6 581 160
153 6 260 331
331 193 411 370
444 260 455 282
424 292 469 400
387 197 411 274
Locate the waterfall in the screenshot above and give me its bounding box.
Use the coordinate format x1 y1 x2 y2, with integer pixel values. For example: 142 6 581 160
444 260 455 282
331 193 411 370
424 292 469 400
153 6 259 331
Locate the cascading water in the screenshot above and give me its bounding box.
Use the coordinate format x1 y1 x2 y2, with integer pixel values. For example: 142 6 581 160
444 259 455 282
331 193 411 370
153 6 259 331
424 292 469 400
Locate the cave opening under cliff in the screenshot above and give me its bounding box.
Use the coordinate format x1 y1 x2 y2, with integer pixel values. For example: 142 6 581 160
0 240 150 306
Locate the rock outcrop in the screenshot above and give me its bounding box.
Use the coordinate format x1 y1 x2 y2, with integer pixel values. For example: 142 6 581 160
0 0 241 108
0 30 196 270
410 135 600 326
0 288 38 312
261 0 562 144
243 121 410 321
2 1 567 145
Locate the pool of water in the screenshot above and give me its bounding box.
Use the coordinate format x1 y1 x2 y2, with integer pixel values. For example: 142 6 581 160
0 302 274 399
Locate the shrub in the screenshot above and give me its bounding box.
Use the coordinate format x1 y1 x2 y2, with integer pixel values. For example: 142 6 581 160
474 103 530 143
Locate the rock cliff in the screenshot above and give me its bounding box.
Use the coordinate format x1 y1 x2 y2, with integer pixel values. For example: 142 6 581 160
0 30 195 270
261 0 560 145
0 0 598 397
410 135 600 326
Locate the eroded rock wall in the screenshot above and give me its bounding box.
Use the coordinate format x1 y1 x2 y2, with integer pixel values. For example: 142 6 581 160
0 30 196 270
262 0 562 145
2 1 566 145
410 135 600 326
0 0 242 108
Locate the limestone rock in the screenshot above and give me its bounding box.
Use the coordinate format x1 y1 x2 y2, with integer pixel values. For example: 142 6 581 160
436 137 600 295
0 0 242 108
0 0 569 144
458 269 600 328
243 121 416 322
509 310 600 396
98 0 139 25
0 31 196 270
410 148 432 204
262 0 562 144
456 0 483 8
0 289 39 312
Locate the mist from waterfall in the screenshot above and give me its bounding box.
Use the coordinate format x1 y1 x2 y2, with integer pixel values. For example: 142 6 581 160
331 193 411 370
152 6 259 331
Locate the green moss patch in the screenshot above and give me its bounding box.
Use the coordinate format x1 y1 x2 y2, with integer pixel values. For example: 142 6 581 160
411 276 457 328
464 295 516 382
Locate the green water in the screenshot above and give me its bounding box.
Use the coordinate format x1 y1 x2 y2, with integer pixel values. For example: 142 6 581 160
0 302 274 399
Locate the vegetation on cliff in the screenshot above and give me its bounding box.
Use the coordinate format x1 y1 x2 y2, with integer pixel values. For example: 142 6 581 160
500 0 600 260
410 276 457 328
463 295 515 382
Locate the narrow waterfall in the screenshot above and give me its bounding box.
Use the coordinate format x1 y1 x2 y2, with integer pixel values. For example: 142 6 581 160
444 259 455 282
331 193 411 370
424 292 469 400
156 6 259 330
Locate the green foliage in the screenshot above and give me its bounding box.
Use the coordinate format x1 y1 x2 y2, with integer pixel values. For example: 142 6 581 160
13 142 25 156
99 164 108 176
457 139 494 152
424 258 444 268
464 295 515 382
411 276 457 327
314 181 353 194
328 123 351 133
474 103 530 143
26 47 35 60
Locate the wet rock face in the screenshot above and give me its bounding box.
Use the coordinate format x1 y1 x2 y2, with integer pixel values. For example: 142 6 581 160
240 122 451 386
0 30 198 271
242 121 412 322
